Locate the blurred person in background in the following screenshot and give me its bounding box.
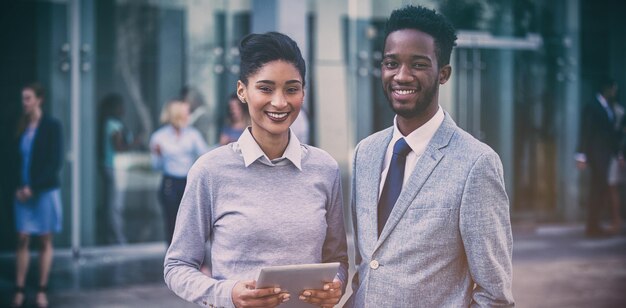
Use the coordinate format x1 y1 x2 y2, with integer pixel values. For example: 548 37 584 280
164 31 348 308
11 83 63 308
98 93 139 245
291 106 310 145
149 100 209 244
576 77 622 237
219 93 250 145
180 85 212 143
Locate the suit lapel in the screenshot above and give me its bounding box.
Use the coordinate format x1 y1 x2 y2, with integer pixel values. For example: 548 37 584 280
361 130 393 246
374 113 457 249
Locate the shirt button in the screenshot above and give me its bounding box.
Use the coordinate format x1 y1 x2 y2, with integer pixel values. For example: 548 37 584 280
369 260 379 269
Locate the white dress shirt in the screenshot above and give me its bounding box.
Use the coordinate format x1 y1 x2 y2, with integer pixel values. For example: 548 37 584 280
149 125 209 177
379 106 445 197
234 127 305 170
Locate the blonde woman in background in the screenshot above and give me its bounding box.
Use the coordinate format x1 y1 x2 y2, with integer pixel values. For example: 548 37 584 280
150 100 209 244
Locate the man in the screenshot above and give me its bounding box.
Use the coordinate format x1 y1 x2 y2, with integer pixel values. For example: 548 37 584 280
576 77 621 237
346 6 514 307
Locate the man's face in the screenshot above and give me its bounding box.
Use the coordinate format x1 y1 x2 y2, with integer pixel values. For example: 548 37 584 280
381 29 450 121
607 84 619 102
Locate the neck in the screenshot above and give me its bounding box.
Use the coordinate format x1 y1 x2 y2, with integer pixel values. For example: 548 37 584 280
396 102 438 136
28 109 42 125
250 128 289 160
233 118 247 128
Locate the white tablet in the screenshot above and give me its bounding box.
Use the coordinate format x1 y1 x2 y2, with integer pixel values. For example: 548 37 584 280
256 262 340 308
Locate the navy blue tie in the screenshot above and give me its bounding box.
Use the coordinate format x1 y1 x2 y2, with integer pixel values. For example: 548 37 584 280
378 138 412 236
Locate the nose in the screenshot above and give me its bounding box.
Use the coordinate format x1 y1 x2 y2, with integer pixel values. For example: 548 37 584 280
394 64 414 83
271 93 288 109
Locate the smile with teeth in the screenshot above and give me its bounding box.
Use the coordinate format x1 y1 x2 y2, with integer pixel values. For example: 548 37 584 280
266 111 289 120
394 89 416 95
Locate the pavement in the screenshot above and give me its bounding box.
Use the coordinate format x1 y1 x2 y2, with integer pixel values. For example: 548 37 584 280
1 223 625 307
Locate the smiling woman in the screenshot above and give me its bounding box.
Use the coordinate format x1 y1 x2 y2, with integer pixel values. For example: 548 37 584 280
238 60 304 159
163 32 349 308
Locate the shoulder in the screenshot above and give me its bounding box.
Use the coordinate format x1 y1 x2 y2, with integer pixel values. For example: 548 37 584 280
106 118 123 130
450 127 498 159
185 126 204 139
150 125 167 140
39 116 62 138
302 145 340 173
190 145 239 174
355 127 393 153
584 98 603 112
41 116 61 129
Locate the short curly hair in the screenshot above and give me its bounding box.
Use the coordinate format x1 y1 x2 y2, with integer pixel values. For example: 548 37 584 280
384 5 457 68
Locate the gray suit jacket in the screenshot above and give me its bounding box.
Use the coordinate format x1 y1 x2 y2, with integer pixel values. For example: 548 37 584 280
347 114 514 307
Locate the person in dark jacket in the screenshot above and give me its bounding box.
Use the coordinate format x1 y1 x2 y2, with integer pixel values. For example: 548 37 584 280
576 76 621 237
11 83 63 308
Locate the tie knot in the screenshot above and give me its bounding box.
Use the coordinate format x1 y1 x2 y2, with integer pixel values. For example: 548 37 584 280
393 138 412 157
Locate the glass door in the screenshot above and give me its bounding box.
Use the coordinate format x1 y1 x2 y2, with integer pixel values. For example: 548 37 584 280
0 0 72 251
86 0 251 247
453 34 559 218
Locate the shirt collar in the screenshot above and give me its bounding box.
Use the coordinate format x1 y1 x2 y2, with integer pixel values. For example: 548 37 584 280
237 128 303 170
597 93 610 108
391 105 445 156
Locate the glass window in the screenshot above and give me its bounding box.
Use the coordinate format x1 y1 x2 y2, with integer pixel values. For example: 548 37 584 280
92 0 250 246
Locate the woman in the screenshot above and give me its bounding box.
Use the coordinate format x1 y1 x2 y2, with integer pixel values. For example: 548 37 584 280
98 94 136 244
219 93 250 145
164 32 348 308
150 100 209 244
12 83 63 308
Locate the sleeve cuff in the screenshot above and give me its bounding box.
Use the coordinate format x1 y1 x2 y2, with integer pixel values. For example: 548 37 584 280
201 279 238 308
575 153 586 163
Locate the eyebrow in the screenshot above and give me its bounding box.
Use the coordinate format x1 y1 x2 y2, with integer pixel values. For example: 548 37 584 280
383 54 432 62
255 80 303 85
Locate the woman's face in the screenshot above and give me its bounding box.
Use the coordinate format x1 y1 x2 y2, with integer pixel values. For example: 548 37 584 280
171 103 190 129
238 60 304 140
22 88 42 116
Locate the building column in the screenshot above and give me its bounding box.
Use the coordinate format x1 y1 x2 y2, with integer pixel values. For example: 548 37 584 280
556 0 582 221
312 0 352 167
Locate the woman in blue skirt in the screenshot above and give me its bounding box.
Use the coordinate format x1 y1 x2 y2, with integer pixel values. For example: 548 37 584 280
11 83 63 308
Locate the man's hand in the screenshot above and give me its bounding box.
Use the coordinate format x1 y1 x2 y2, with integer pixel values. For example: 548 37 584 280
232 280 289 308
299 279 343 308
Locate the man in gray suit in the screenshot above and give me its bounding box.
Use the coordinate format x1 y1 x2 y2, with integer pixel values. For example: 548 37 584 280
346 5 514 307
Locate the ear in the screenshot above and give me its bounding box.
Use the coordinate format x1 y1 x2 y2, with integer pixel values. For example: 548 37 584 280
438 64 452 85
236 80 247 103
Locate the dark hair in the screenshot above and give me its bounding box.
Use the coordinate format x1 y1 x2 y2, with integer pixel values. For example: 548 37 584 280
16 83 46 136
96 93 125 163
99 93 124 119
227 92 249 123
23 82 45 101
597 76 616 93
384 5 457 68
238 31 306 86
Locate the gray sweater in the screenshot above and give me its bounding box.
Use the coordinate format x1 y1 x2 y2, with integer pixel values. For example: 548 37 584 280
163 137 348 308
